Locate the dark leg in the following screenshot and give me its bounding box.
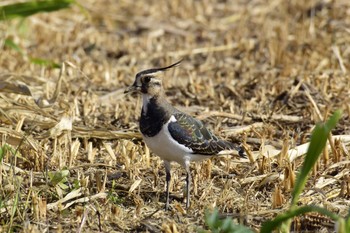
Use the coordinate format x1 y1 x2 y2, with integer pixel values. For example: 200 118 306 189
238 146 246 158
164 161 171 210
184 160 191 209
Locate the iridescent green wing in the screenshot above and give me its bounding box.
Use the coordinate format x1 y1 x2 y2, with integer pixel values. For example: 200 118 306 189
168 112 236 155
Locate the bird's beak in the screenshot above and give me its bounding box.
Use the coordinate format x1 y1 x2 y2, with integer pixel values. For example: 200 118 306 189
124 83 140 94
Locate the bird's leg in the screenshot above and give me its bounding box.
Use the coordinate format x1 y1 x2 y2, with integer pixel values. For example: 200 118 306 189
238 146 246 158
164 161 171 210
184 160 191 209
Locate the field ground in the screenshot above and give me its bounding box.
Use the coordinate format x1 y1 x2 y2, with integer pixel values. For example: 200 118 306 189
0 0 350 232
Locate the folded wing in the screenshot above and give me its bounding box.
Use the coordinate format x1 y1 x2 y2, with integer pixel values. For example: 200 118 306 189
168 112 238 155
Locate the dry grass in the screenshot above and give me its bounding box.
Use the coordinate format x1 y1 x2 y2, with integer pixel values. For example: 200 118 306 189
0 0 350 232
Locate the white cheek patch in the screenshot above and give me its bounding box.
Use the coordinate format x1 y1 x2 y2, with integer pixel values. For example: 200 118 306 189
152 80 161 86
136 77 142 87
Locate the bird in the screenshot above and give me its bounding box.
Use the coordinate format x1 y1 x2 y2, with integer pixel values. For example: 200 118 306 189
124 60 245 210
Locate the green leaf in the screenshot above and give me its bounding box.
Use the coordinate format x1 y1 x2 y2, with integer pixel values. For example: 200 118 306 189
335 216 350 233
4 39 60 68
345 213 350 233
58 181 69 190
260 111 342 233
73 179 81 189
29 57 61 68
0 146 4 162
205 208 220 230
48 169 69 186
0 0 74 21
203 208 254 233
261 205 340 233
291 110 342 206
0 144 26 161
4 38 24 55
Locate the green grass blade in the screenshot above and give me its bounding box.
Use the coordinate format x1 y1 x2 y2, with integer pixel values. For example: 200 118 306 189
0 145 5 162
0 0 74 21
4 39 24 55
29 57 61 68
9 184 20 231
261 205 340 233
291 110 342 206
4 39 60 68
345 210 350 233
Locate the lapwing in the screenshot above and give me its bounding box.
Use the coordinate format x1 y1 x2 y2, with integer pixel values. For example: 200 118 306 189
124 60 244 210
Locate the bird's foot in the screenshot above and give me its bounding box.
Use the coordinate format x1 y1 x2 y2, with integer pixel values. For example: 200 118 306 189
164 203 172 211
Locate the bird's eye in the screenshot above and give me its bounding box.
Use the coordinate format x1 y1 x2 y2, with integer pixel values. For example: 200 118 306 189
144 76 151 83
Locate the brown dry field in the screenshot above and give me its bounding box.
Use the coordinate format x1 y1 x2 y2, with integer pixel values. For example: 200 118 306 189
0 0 350 232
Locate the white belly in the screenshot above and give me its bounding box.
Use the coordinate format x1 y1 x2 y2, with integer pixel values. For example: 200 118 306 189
142 116 211 167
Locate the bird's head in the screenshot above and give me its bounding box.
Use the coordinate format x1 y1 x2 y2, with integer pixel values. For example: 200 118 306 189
124 60 182 97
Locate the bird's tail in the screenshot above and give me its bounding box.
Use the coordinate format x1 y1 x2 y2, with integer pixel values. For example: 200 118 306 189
218 141 246 158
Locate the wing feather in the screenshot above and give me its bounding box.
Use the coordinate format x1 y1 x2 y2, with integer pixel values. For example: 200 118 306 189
168 112 238 155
